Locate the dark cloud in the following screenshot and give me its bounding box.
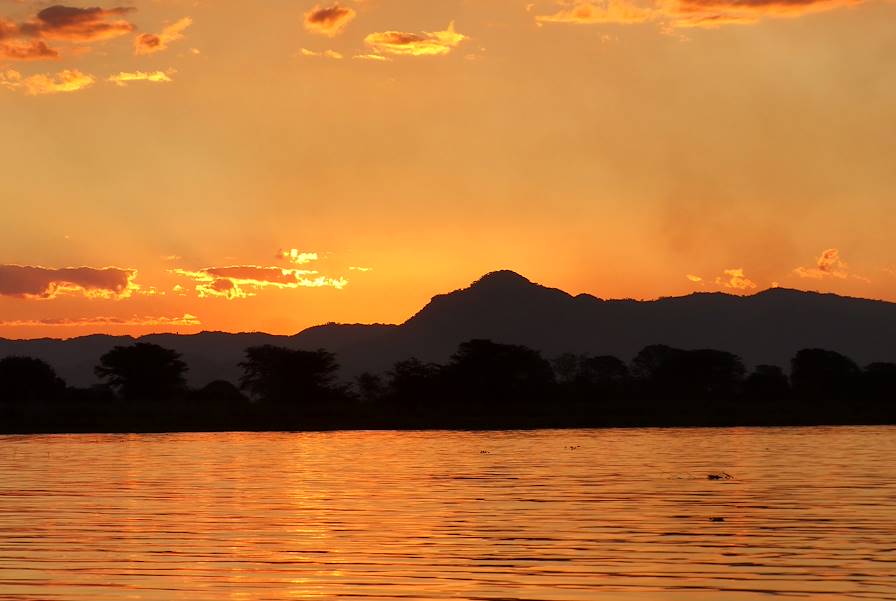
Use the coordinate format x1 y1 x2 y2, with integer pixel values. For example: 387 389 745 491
0 265 138 299
19 5 136 42
304 4 356 37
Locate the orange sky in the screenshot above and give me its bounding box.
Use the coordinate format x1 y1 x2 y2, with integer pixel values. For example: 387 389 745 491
1 0 894 339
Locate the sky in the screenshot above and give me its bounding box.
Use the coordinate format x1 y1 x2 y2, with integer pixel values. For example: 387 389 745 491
1 0 894 339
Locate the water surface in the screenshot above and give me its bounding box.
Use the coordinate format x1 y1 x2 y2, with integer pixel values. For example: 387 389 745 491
1 427 895 600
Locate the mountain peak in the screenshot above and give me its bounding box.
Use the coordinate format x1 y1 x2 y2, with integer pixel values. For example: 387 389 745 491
469 270 533 290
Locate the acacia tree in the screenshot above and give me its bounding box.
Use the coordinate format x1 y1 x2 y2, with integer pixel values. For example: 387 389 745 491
0 356 66 402
239 345 341 403
95 343 188 401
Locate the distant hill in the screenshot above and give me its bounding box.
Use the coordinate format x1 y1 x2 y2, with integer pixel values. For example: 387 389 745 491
2 270 895 387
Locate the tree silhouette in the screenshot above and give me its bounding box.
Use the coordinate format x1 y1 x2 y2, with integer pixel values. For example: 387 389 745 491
444 339 555 403
356 372 385 404
385 358 442 404
240 346 341 403
192 380 247 403
95 343 188 401
862 362 896 403
0 356 66 402
575 355 629 400
744 364 791 401
791 348 860 401
632 345 745 400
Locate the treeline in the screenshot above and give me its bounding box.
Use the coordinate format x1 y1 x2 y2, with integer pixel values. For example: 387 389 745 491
1 340 894 433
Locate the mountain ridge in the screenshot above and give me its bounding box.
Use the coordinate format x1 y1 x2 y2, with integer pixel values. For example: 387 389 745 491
2 270 895 387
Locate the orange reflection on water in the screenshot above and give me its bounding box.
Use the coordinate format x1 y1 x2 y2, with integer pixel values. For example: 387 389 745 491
0 428 895 600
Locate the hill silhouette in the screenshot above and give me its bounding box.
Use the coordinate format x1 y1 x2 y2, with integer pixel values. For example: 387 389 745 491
2 270 895 388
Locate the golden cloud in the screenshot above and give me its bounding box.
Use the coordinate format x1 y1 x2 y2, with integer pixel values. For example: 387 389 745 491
715 268 757 290
107 70 174 87
0 314 200 328
353 53 391 62
172 266 348 300
534 0 864 29
685 273 703 282
0 265 139 299
299 48 344 59
19 5 136 42
278 249 319 264
134 17 192 55
793 248 849 279
364 22 467 57
304 4 356 37
0 68 95 95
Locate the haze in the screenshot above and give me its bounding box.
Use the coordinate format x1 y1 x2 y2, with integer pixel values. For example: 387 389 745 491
2 0 894 338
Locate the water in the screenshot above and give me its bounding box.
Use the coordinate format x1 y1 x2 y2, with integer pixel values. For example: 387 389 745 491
1 427 894 600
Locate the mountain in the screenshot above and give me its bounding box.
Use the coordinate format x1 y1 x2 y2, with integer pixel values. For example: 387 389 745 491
2 270 895 387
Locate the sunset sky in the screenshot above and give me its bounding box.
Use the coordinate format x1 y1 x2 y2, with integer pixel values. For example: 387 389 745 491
1 0 894 338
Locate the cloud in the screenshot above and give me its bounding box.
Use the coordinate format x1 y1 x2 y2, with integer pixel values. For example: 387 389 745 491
353 53 391 62
364 22 467 57
1 39 58 60
304 4 356 37
19 5 136 42
0 314 200 328
299 47 343 59
535 1 655 25
172 266 348 299
0 68 95 95
107 70 173 87
134 17 191 55
685 273 703 282
349 266 373 272
794 248 849 279
533 0 863 29
0 265 138 299
278 249 319 265
715 268 756 290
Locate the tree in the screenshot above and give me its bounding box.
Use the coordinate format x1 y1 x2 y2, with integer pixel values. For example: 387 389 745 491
444 339 555 404
356 372 385 404
95 343 188 400
192 380 247 403
744 364 791 401
862 362 896 403
791 348 860 401
575 355 629 400
631 345 745 400
386 358 442 404
239 345 341 403
0 356 66 402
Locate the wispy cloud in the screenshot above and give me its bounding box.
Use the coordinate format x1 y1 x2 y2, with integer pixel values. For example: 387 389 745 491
533 0 863 30
685 273 703 283
134 16 191 55
304 4 356 37
0 314 200 328
107 70 173 87
278 249 319 265
0 265 138 299
299 48 344 59
364 22 467 57
535 1 654 25
172 265 347 299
